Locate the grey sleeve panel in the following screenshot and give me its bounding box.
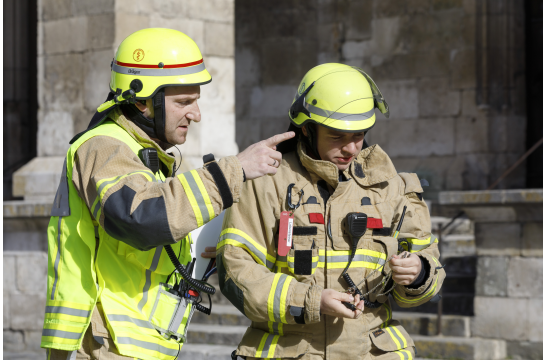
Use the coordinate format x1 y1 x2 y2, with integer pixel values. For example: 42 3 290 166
217 253 245 316
103 185 174 251
51 158 71 217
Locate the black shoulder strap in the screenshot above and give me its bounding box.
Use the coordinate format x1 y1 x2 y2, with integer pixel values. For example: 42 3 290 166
203 154 234 209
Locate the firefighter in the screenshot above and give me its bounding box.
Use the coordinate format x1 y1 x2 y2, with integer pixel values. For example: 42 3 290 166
219 63 445 360
41 28 294 360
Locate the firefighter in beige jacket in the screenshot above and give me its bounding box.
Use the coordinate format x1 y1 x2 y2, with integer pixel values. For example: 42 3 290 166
219 64 445 360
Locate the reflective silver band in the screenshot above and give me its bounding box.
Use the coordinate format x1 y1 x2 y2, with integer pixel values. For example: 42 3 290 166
137 246 164 311
183 171 211 223
45 306 91 318
305 102 375 121
261 333 276 358
321 254 385 265
42 329 82 340
219 233 275 269
273 274 288 323
51 216 62 301
97 170 156 198
112 62 206 77
117 337 179 357
108 314 154 329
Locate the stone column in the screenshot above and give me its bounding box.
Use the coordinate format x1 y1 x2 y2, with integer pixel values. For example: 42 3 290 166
13 0 237 201
439 189 543 359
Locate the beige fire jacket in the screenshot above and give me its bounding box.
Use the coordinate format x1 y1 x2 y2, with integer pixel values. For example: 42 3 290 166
219 141 445 360
72 107 244 250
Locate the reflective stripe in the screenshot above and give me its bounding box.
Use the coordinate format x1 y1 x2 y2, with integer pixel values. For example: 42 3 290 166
67 350 77 360
116 337 179 357
137 246 163 311
96 170 156 199
45 306 90 318
112 62 206 77
268 321 283 336
177 170 214 227
385 327 402 349
393 275 438 304
268 274 282 322
279 276 292 323
267 273 293 324
391 326 407 348
51 216 63 300
42 329 82 340
255 333 279 358
407 234 437 252
305 102 375 121
394 349 411 360
381 302 391 328
320 249 386 269
108 314 154 329
218 229 276 269
92 199 101 220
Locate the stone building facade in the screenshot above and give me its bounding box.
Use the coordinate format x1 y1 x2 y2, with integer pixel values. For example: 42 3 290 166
3 0 542 359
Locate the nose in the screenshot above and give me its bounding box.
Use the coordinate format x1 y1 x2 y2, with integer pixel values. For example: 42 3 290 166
186 101 201 123
342 141 358 155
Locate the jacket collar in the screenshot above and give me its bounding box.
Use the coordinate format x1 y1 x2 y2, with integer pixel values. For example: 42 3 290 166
297 141 397 188
109 108 176 176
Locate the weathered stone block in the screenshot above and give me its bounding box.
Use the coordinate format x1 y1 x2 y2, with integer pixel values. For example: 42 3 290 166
400 11 466 52
4 218 49 252
341 41 370 60
148 16 205 52
24 330 45 352
248 85 296 119
522 222 543 257
13 158 62 203
472 296 529 340
373 50 450 80
475 256 508 296
475 222 521 256
10 293 46 330
432 0 463 11
527 298 543 342
507 257 543 298
370 17 402 57
72 0 115 16
261 39 317 86
455 116 488 154
88 13 115 50
84 49 114 113
374 0 406 18
343 0 373 40
4 330 25 352
317 23 342 53
42 52 84 110
115 0 154 14
488 114 527 154
113 13 150 48
381 118 455 157
151 0 187 19
507 341 544 360
43 17 88 54
16 252 48 295
235 48 260 89
204 22 234 57
378 80 418 119
462 206 517 223
418 78 461 117
4 291 10 329
41 0 72 21
4 255 16 293
235 117 261 151
187 0 234 22
38 112 74 158
461 89 484 117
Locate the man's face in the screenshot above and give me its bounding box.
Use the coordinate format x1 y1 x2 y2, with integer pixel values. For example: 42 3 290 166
303 125 365 171
162 86 201 145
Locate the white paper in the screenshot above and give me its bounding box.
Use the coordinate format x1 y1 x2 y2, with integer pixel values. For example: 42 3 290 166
189 211 225 280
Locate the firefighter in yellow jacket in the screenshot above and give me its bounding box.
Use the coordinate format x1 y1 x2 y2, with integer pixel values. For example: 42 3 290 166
41 28 294 360
219 63 446 360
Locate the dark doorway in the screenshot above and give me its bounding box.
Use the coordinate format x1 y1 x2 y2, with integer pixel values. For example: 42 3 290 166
3 0 38 200
524 0 543 188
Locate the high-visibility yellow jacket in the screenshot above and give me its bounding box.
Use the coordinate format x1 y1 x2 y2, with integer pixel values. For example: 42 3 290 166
41 108 243 360
219 141 446 360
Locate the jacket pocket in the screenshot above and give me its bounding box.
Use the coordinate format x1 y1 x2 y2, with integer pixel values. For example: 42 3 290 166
236 327 311 359
148 282 195 343
287 246 319 276
369 320 414 352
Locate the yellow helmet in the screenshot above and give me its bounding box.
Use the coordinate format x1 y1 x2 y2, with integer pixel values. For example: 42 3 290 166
109 28 211 100
72 28 211 144
288 63 389 133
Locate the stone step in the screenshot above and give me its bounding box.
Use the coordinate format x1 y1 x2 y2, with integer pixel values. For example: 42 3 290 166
193 304 471 338
412 335 506 360
180 344 439 360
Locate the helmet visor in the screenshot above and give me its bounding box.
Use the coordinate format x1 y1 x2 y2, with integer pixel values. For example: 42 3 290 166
352 67 390 118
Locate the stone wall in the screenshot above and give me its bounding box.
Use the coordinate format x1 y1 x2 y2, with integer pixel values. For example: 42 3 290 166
439 189 543 358
235 0 527 203
14 0 236 200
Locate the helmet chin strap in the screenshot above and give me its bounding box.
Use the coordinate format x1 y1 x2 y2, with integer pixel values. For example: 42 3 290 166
152 90 168 143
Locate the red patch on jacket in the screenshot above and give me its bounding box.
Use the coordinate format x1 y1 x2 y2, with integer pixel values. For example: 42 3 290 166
308 213 325 224
367 218 383 229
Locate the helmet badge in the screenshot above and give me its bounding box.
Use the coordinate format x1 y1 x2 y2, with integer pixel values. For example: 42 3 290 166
298 82 306 95
133 49 145 62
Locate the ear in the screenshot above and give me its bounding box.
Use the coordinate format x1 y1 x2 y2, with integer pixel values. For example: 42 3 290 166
301 125 308 137
134 100 148 113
